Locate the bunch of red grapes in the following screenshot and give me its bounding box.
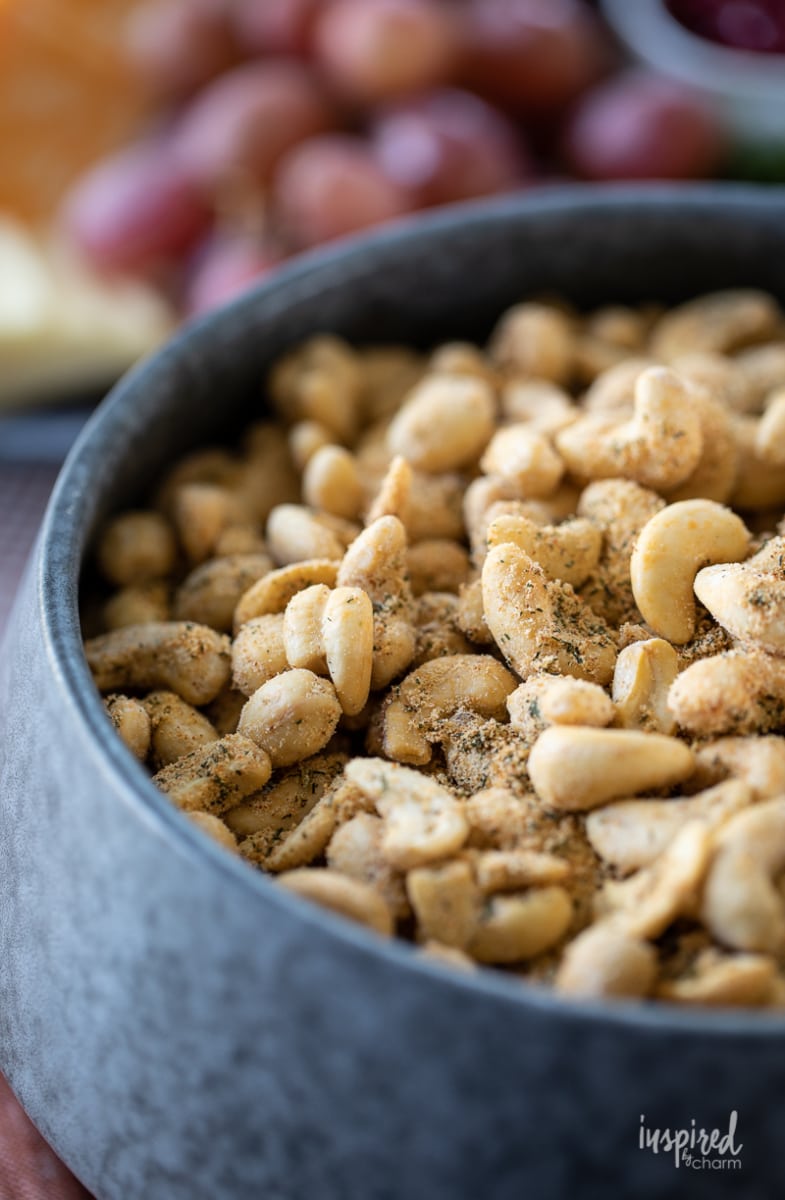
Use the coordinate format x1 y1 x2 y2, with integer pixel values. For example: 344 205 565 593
63 0 724 316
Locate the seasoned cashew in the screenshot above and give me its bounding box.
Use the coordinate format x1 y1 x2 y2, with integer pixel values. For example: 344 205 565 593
85 621 231 706
668 649 785 736
557 367 702 490
577 478 665 626
407 858 480 948
673 350 755 414
507 675 614 741
104 695 151 761
482 544 617 685
612 638 680 733
382 654 517 765
690 736 785 799
500 380 578 434
487 513 602 588
456 577 493 645
630 500 750 644
473 848 570 892
729 415 785 510
337 516 416 690
270 335 363 442
232 614 288 697
345 758 468 870
174 552 272 632
480 426 564 498
97 510 177 587
365 454 412 527
658 950 777 1006
407 540 471 596
284 584 374 715
527 726 695 812
278 868 394 937
327 813 410 919
171 483 251 565
238 669 342 767
103 582 170 631
596 821 712 939
261 775 370 871
586 780 752 874
464 787 538 850
143 690 219 769
266 504 347 565
387 373 495 473
412 592 471 666
468 887 572 963
694 537 785 654
154 733 272 814
702 800 785 953
489 302 574 384
650 289 781 361
582 357 655 414
233 559 339 629
662 391 739 505
302 444 364 520
227 753 349 844
555 924 657 999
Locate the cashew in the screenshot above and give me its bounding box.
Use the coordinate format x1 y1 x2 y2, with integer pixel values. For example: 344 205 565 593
500 380 578 434
473 848 570 892
174 552 273 632
557 367 702 490
337 516 416 690
690 736 785 799
345 758 468 870
729 416 785 510
658 950 777 1007
482 544 617 685
612 638 680 733
284 584 374 715
468 887 572 963
650 289 780 361
555 924 657 999
480 425 564 497
302 445 364 520
465 787 538 850
237 422 301 521
365 454 412 527
103 582 170 631
387 373 495 473
694 537 785 654
630 500 750 644
270 335 363 442
85 622 231 706
662 391 739 504
327 813 410 919
143 690 219 769
412 592 471 666
527 726 695 812
288 419 333 472
668 649 785 736
489 302 574 384
266 504 347 566
227 753 349 845
702 799 785 953
238 669 342 767
262 776 370 872
382 654 517 765
406 858 480 948
429 341 498 385
97 510 177 587
153 733 272 814
234 559 339 628
456 577 493 645
673 351 754 414
104 694 151 761
486 513 602 588
232 614 288 697
186 811 239 852
277 868 394 937
407 540 471 596
204 686 246 736
577 479 665 626
735 342 785 410
171 483 250 565
596 821 712 939
362 345 425 421
586 780 753 874
507 675 614 741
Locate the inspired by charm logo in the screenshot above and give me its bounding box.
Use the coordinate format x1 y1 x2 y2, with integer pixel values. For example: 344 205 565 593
639 1111 743 1171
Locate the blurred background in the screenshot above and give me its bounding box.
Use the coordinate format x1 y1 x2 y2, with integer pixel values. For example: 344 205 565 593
0 1 784 1189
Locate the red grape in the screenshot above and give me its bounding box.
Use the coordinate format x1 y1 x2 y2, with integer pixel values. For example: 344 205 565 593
564 71 724 181
185 233 285 316
126 0 238 99
462 0 609 115
272 134 413 248
61 142 213 274
372 89 530 207
233 0 323 57
314 0 460 104
173 62 334 192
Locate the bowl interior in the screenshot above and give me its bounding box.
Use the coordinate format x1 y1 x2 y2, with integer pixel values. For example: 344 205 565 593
40 183 785 1032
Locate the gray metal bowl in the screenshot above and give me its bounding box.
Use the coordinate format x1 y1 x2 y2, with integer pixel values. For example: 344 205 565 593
3 186 785 1200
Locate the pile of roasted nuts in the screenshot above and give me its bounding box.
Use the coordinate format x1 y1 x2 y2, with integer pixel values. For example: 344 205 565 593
84 287 785 1007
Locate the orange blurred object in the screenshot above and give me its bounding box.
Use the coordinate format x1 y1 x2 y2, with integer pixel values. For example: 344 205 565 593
0 0 151 224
